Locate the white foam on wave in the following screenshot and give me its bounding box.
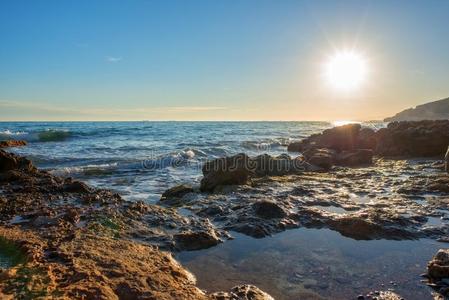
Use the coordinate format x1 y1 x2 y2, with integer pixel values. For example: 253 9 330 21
0 129 72 142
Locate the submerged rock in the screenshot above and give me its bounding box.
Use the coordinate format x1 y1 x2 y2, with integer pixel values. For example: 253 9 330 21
0 140 27 148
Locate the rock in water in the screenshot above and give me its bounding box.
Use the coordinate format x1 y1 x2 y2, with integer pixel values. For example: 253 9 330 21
160 184 194 202
253 200 287 219
375 120 449 157
0 140 27 148
200 153 307 192
428 249 449 278
288 124 363 152
174 230 221 251
0 150 35 172
200 153 252 192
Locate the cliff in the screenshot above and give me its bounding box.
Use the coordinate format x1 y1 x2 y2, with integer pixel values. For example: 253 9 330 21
384 97 449 122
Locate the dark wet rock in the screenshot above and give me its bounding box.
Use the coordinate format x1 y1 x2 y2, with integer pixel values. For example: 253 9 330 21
375 120 449 157
288 120 449 159
63 179 92 193
200 153 308 191
253 200 287 219
0 150 35 172
211 284 274 300
200 153 252 192
160 184 194 203
174 229 221 251
335 149 373 166
303 148 335 170
288 123 364 152
227 223 272 238
251 154 306 177
0 140 27 148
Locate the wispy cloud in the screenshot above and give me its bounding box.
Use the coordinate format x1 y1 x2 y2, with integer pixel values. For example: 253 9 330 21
106 56 122 63
0 100 227 118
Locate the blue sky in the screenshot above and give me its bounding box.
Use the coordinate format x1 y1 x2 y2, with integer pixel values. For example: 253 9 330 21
1 0 449 121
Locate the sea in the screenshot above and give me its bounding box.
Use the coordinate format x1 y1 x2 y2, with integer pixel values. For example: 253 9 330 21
0 121 384 202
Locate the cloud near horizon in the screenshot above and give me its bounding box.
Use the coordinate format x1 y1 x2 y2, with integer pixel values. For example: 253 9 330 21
0 100 227 120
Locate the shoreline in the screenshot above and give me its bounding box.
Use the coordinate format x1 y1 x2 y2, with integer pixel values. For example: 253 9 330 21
1 120 449 299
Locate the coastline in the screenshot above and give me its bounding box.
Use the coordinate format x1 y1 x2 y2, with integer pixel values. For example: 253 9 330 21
1 120 449 299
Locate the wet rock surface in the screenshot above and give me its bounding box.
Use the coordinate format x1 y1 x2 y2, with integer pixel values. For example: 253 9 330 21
0 151 271 299
173 157 449 241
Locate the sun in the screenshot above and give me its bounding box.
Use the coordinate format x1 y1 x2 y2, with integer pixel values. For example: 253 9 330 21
324 50 368 91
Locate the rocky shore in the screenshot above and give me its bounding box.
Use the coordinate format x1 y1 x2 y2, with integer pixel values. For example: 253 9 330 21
1 120 449 299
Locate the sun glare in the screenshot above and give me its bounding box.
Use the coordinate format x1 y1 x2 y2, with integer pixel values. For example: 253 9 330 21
324 50 368 91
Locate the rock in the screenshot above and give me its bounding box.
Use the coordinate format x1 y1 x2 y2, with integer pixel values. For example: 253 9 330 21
63 179 91 193
428 249 449 278
0 140 27 148
174 230 221 251
303 148 336 170
211 284 274 300
287 141 305 152
375 120 449 157
288 124 363 153
335 149 373 166
0 150 35 172
251 154 306 176
200 153 308 191
160 184 193 202
253 200 287 219
200 153 252 192
357 128 377 150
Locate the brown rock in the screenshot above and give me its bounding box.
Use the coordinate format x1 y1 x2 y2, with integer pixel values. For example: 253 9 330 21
375 120 449 157
0 140 27 148
335 149 373 166
200 153 252 192
303 148 336 170
0 150 35 173
288 124 362 153
161 184 194 201
428 249 449 278
174 230 221 251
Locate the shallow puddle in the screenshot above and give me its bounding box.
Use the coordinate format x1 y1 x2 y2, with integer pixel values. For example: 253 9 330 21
0 237 26 269
315 205 348 214
178 228 443 300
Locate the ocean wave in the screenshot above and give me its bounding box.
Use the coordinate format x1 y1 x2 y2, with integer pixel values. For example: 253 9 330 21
50 163 119 176
241 139 286 150
0 129 72 142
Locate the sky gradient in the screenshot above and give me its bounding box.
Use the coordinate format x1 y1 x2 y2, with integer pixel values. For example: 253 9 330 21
1 0 449 121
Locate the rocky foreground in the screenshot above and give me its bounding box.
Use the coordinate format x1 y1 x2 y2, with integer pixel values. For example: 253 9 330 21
1 120 449 299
